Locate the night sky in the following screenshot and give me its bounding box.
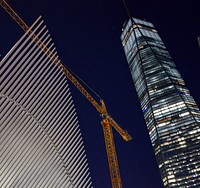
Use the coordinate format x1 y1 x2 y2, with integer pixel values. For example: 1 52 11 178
1 0 200 187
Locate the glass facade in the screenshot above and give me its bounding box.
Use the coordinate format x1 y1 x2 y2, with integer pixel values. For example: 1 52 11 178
121 18 200 187
1 17 93 188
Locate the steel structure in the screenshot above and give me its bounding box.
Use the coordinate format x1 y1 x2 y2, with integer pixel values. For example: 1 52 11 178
0 1 132 187
1 16 93 188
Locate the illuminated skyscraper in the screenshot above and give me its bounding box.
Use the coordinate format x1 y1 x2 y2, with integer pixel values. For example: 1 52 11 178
1 17 93 188
121 18 200 187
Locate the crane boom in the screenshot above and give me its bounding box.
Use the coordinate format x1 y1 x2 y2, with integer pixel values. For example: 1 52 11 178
0 0 101 113
1 1 132 187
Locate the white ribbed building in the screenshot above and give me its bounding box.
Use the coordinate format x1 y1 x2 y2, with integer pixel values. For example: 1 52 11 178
0 17 93 188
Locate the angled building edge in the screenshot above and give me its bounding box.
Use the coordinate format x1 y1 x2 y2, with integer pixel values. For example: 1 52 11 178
0 17 93 188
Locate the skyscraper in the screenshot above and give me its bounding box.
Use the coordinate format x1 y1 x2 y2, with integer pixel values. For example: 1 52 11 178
1 17 93 188
121 17 200 187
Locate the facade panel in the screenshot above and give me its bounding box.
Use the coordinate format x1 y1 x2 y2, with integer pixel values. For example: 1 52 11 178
121 18 200 187
0 17 93 188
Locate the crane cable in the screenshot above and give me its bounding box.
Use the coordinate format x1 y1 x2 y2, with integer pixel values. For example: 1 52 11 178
0 0 102 104
64 63 103 101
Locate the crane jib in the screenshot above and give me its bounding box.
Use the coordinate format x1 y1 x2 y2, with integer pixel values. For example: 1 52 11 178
0 1 132 187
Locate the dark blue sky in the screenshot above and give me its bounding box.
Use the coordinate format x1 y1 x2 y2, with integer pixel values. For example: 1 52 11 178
1 1 200 187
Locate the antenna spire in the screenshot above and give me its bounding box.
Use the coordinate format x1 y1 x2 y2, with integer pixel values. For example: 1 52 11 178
123 0 131 18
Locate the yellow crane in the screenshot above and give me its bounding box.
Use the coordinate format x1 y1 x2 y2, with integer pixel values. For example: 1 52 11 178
0 1 132 187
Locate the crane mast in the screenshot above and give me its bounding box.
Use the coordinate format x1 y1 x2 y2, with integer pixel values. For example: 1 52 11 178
0 1 132 187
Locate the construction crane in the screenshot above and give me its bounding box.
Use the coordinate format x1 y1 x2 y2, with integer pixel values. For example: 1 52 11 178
0 1 132 187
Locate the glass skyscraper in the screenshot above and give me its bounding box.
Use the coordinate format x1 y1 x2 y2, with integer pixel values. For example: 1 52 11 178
1 17 93 188
121 18 200 187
